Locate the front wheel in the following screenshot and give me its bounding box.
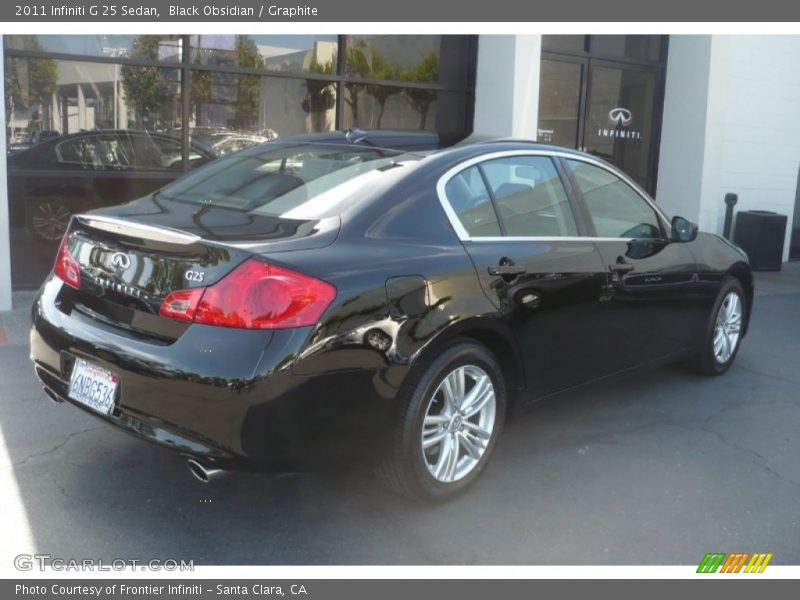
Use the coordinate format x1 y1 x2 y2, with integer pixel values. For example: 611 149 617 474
377 341 506 501
692 277 746 375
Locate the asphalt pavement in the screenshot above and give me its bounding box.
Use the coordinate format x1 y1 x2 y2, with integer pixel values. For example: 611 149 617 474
1 266 798 565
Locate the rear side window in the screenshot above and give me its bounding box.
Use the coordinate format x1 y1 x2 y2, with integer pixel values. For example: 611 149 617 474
56 134 132 170
565 159 662 239
444 166 501 237
481 156 578 237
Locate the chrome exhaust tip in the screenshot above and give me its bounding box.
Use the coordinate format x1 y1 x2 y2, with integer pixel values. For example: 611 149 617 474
187 459 227 483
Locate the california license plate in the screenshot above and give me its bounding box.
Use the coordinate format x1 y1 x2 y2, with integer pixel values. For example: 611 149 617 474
68 358 119 415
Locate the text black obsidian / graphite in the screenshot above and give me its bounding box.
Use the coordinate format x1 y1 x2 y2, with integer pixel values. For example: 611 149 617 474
168 5 320 17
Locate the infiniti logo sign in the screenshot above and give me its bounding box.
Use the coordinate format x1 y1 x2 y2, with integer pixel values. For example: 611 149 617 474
110 252 131 271
608 107 633 127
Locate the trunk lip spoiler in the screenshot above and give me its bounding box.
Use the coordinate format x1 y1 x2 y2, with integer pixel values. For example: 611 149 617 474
73 213 341 249
75 214 201 246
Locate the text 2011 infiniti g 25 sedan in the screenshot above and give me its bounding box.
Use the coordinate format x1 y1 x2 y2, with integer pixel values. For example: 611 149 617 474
30 139 753 500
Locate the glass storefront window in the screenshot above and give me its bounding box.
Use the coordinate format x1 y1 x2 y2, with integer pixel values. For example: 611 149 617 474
6 57 181 142
189 70 336 144
537 59 583 147
4 34 183 62
541 35 587 53
589 36 663 63
190 35 339 75
3 34 477 289
5 56 186 286
341 85 466 133
344 35 471 90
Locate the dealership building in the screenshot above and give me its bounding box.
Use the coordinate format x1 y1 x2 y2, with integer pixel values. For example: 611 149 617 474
1 34 799 311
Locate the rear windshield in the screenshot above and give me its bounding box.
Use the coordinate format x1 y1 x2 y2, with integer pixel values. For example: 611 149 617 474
156 142 421 218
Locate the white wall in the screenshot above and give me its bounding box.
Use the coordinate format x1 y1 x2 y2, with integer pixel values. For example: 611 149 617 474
658 35 800 261
654 36 713 224
473 35 541 140
0 36 12 311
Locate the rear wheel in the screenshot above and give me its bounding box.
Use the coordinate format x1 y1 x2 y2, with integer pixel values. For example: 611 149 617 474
26 200 72 242
378 341 506 501
692 277 746 375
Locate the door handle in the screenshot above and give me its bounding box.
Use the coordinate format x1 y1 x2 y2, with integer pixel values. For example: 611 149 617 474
488 265 527 277
609 261 635 274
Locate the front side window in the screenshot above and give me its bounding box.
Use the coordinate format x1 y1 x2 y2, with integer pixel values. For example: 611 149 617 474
565 159 662 239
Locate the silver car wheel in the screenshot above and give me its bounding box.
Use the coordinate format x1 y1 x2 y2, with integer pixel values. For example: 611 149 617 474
421 364 496 483
713 291 743 364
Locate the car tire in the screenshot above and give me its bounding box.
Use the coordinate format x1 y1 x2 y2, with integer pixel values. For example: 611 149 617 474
26 199 72 243
692 276 747 376
377 340 506 501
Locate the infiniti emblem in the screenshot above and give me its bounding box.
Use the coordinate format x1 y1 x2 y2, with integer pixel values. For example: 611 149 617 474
608 107 633 126
110 252 131 271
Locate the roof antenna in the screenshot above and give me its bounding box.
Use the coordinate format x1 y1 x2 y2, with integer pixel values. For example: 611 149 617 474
345 128 368 144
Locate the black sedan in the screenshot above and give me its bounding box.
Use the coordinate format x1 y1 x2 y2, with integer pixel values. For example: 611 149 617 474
29 139 753 500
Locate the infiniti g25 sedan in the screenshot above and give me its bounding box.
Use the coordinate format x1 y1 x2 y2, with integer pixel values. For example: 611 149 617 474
30 139 753 500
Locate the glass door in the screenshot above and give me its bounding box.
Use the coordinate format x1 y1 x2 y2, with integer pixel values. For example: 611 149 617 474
538 36 667 195
537 57 585 148
583 62 661 191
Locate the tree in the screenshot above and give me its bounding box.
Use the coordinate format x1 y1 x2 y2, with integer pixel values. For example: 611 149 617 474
188 36 264 131
121 35 180 130
343 41 371 127
232 36 264 130
5 36 57 137
403 50 439 129
364 50 402 128
302 55 336 132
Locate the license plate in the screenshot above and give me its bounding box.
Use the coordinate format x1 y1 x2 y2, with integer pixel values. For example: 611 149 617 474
68 358 119 415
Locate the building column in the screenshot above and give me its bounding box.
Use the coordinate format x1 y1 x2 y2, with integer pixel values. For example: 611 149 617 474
657 35 800 262
473 35 541 140
77 84 86 131
0 35 13 310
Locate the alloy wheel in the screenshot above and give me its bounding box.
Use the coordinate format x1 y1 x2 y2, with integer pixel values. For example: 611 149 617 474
713 291 743 364
421 364 496 483
31 202 71 241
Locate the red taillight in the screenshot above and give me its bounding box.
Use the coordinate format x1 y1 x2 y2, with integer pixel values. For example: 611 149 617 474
160 259 336 330
54 235 81 289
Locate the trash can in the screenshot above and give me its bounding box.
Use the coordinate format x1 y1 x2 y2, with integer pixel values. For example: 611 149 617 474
732 210 788 271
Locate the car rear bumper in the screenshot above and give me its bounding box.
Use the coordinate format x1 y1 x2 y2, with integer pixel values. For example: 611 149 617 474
30 277 394 471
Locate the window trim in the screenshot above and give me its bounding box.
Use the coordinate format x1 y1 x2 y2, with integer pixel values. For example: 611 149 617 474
436 149 671 243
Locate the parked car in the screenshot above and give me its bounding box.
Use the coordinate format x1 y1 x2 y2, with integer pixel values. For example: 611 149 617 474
29 138 753 500
7 130 217 242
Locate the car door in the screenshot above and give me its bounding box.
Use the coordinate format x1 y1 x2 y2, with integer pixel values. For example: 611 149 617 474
439 152 616 399
561 157 699 368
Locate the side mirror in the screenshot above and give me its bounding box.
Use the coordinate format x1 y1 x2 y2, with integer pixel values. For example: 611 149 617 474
671 215 698 242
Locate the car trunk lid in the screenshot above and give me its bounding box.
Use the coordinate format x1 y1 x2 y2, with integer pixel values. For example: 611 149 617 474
57 197 339 342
